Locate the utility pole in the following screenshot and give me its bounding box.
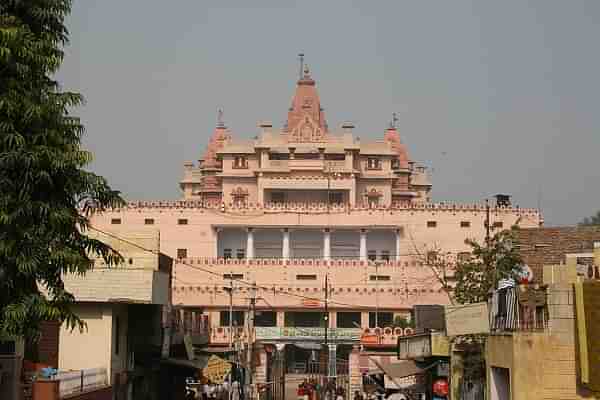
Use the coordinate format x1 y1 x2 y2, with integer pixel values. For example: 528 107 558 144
375 260 379 330
246 283 257 400
485 198 491 244
223 275 234 400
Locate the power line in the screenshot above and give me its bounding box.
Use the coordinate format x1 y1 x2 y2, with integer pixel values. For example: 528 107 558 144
89 226 428 309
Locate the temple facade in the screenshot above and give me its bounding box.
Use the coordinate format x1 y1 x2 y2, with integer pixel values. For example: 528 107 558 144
89 65 542 381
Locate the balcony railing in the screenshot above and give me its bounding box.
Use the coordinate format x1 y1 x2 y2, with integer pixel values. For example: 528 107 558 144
124 200 541 216
52 368 108 398
489 285 548 333
172 310 209 345
255 327 361 341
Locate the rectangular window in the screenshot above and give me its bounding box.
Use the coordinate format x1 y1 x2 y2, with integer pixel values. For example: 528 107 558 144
223 273 244 280
223 248 232 259
0 341 16 355
111 218 121 225
144 218 155 225
381 250 390 261
325 154 345 161
178 218 188 225
460 221 470 228
369 312 393 328
233 156 248 169
269 153 289 160
329 192 343 204
177 248 188 259
427 221 437 228
296 274 317 281
284 311 325 328
369 275 391 281
219 311 245 327
254 311 277 327
271 192 285 203
114 316 120 355
367 157 381 170
391 159 400 169
367 250 377 261
236 249 245 259
493 221 504 229
337 312 361 328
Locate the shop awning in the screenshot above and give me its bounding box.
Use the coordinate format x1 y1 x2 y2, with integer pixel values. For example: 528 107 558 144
292 342 323 351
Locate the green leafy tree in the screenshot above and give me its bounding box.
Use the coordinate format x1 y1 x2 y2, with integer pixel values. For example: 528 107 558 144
580 211 600 226
0 0 123 341
453 227 523 304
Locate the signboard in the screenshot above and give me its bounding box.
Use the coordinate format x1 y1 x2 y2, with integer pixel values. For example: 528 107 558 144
575 281 600 391
301 299 322 308
255 327 361 341
202 355 232 384
444 302 490 336
384 374 423 390
437 362 449 377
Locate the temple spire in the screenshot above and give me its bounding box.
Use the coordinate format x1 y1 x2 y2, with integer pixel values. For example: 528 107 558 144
285 58 327 133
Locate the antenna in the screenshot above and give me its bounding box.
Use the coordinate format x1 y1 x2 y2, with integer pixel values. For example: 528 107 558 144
298 53 304 80
217 108 225 128
390 112 399 129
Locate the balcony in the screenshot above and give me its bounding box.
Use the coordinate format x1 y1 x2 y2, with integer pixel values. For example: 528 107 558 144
51 368 109 398
360 327 416 346
255 327 361 342
172 310 210 346
489 285 548 333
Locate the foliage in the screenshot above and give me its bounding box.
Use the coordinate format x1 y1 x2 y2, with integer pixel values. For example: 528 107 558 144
392 315 415 329
453 227 523 304
0 0 123 341
580 210 600 226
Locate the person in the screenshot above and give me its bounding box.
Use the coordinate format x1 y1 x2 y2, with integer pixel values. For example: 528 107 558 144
354 390 363 400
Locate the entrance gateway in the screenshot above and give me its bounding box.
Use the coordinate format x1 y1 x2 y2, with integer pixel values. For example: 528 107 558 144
257 326 361 400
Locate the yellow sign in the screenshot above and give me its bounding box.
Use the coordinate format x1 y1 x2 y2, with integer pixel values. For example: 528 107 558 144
202 355 232 384
575 281 600 391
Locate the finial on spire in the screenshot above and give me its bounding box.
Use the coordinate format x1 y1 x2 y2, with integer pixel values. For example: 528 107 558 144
217 108 225 128
390 112 399 129
304 64 310 78
298 53 305 80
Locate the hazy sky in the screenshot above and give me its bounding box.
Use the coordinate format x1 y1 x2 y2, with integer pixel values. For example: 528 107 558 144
56 1 600 226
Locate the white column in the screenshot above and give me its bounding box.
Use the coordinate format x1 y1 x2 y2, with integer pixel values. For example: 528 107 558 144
359 229 367 261
246 228 254 259
323 229 331 261
395 229 401 261
282 229 290 260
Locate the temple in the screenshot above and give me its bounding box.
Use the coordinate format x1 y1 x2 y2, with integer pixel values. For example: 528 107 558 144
180 65 431 207
90 63 542 387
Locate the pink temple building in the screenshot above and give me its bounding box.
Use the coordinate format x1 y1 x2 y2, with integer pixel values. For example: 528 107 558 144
89 65 541 383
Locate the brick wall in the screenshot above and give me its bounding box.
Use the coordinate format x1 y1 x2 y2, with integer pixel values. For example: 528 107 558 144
39 321 60 368
517 226 600 283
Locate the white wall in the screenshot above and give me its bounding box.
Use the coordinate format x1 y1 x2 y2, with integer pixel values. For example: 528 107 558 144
59 304 112 375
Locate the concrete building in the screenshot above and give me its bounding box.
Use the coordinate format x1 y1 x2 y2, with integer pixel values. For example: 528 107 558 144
88 65 541 384
51 230 172 400
486 232 600 400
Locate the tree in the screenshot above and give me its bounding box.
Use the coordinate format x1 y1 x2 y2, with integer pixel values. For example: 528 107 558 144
453 227 523 304
0 1 123 341
580 210 600 226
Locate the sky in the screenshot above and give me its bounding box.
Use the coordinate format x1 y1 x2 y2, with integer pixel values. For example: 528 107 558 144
56 0 600 226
